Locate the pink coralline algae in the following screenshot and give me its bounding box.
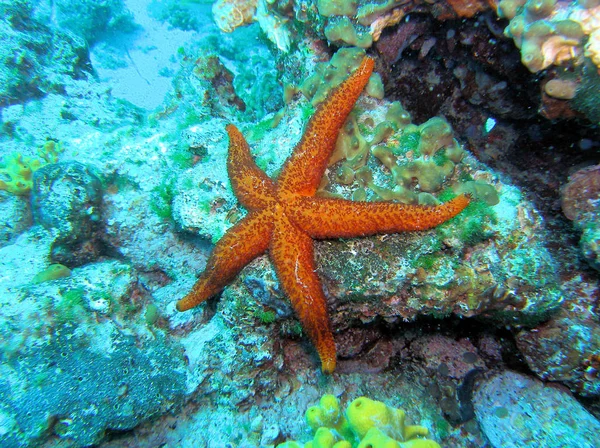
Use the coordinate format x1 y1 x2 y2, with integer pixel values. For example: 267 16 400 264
561 164 600 270
561 164 600 221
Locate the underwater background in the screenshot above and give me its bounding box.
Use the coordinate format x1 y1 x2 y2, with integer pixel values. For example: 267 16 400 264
1 0 600 446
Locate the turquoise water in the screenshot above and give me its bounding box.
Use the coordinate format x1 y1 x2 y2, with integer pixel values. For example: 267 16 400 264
0 0 599 447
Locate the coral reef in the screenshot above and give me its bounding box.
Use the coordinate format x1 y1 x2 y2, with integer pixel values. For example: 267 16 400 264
1 0 599 446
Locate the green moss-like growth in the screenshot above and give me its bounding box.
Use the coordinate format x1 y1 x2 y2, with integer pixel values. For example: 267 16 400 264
247 115 281 142
414 253 440 271
255 308 277 324
395 128 421 156
55 288 86 324
169 146 194 169
437 194 497 246
150 177 177 220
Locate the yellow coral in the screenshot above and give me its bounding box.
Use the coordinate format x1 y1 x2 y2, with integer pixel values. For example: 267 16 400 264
306 394 354 442
357 427 441 448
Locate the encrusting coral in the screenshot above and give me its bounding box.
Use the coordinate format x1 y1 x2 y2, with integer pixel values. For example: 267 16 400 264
176 57 470 373
0 141 63 195
497 0 600 106
0 153 43 195
277 394 441 448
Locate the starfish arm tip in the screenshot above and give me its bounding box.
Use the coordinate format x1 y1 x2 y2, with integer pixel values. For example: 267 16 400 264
321 357 336 374
175 295 197 312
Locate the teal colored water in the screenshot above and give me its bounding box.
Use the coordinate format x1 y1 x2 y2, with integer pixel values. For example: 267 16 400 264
0 0 599 447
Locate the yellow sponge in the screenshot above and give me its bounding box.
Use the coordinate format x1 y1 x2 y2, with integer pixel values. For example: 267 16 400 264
278 395 440 448
306 394 353 441
346 397 430 442
357 427 441 448
0 153 42 195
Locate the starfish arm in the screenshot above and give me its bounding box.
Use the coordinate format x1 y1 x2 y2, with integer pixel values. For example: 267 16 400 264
285 194 471 238
226 124 277 211
177 209 274 311
277 57 375 197
270 209 337 374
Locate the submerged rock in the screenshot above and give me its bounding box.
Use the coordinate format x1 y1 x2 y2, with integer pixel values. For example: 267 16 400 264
474 371 600 447
0 1 92 107
32 161 103 265
0 250 187 447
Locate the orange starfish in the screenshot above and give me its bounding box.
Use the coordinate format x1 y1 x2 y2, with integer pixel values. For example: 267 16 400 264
177 57 471 373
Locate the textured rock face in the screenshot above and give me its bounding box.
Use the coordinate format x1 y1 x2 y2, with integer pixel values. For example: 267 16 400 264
473 371 600 448
561 164 600 271
0 1 92 108
0 251 188 448
32 162 104 265
32 162 103 240
0 323 186 447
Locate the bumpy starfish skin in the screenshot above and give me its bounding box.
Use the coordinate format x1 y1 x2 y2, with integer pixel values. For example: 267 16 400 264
177 57 471 373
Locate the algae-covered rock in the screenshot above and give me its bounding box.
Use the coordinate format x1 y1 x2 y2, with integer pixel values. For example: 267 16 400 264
0 249 188 447
32 161 103 265
0 0 92 108
561 164 600 271
32 162 103 240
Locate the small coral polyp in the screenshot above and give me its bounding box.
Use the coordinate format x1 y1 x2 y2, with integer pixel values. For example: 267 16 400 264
277 394 441 448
